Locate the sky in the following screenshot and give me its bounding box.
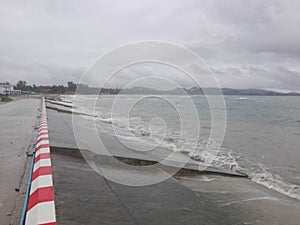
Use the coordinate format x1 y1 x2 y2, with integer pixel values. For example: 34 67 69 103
0 0 300 92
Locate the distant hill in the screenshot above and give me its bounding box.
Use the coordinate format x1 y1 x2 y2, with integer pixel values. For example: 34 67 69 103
120 87 300 96
76 85 300 96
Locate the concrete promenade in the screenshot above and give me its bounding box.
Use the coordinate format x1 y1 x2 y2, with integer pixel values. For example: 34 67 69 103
0 99 39 225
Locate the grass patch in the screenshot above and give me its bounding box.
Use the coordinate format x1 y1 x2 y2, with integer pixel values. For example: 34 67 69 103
0 96 13 102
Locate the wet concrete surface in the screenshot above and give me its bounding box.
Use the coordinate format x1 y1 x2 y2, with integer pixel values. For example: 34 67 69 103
51 149 241 225
47 104 300 225
0 99 39 225
51 146 300 225
47 106 246 177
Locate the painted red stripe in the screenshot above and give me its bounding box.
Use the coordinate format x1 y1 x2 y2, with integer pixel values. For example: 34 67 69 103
37 137 49 143
31 166 52 181
34 153 50 163
40 222 56 225
27 186 54 211
36 144 50 152
38 132 48 137
38 131 48 136
38 133 48 137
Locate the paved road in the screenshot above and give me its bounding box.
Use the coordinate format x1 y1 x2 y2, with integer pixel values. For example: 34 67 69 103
0 99 39 225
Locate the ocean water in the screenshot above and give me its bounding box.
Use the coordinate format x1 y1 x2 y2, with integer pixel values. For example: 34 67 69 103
65 95 300 201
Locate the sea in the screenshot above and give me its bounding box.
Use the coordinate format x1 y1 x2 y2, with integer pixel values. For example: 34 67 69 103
62 94 300 201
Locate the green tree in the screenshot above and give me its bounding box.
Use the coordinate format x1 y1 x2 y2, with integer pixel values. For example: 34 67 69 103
15 80 27 91
67 81 77 92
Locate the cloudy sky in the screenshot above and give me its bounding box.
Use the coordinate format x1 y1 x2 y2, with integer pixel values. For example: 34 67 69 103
0 0 300 92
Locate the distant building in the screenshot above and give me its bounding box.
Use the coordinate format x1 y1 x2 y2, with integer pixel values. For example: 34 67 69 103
0 82 21 95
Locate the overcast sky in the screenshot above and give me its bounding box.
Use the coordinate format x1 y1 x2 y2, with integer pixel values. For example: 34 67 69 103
0 0 300 92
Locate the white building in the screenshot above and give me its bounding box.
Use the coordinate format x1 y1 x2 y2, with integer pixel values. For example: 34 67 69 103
0 83 21 95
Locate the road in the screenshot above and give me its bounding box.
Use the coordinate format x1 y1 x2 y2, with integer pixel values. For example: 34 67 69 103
0 99 39 225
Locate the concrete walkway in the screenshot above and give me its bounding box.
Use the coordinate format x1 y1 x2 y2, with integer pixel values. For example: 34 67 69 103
51 149 238 225
0 99 39 225
47 103 300 225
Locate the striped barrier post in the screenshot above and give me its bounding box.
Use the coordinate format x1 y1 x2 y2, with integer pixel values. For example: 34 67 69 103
24 97 56 225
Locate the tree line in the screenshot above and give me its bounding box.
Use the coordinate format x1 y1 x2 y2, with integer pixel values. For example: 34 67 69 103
13 80 121 94
14 80 77 94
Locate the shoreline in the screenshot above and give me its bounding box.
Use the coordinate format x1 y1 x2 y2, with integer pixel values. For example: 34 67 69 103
45 97 300 201
45 100 247 178
44 99 300 224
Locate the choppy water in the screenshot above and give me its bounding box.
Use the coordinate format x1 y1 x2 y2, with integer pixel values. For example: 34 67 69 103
64 95 300 200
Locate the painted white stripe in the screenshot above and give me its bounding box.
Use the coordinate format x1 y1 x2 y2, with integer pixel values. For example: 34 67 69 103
30 175 53 194
33 159 52 172
25 201 56 225
35 148 50 157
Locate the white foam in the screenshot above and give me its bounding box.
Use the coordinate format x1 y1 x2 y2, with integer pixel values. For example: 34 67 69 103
75 95 300 202
250 171 300 201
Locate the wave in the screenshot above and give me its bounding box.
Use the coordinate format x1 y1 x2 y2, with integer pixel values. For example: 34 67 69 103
65 95 300 202
249 170 300 201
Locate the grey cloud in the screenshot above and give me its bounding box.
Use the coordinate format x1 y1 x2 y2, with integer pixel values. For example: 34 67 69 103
0 0 299 91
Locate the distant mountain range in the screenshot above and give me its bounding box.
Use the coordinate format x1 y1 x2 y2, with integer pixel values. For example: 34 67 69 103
76 85 300 96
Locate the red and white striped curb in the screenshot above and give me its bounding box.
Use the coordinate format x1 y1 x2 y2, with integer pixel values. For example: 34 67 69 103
25 98 56 225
